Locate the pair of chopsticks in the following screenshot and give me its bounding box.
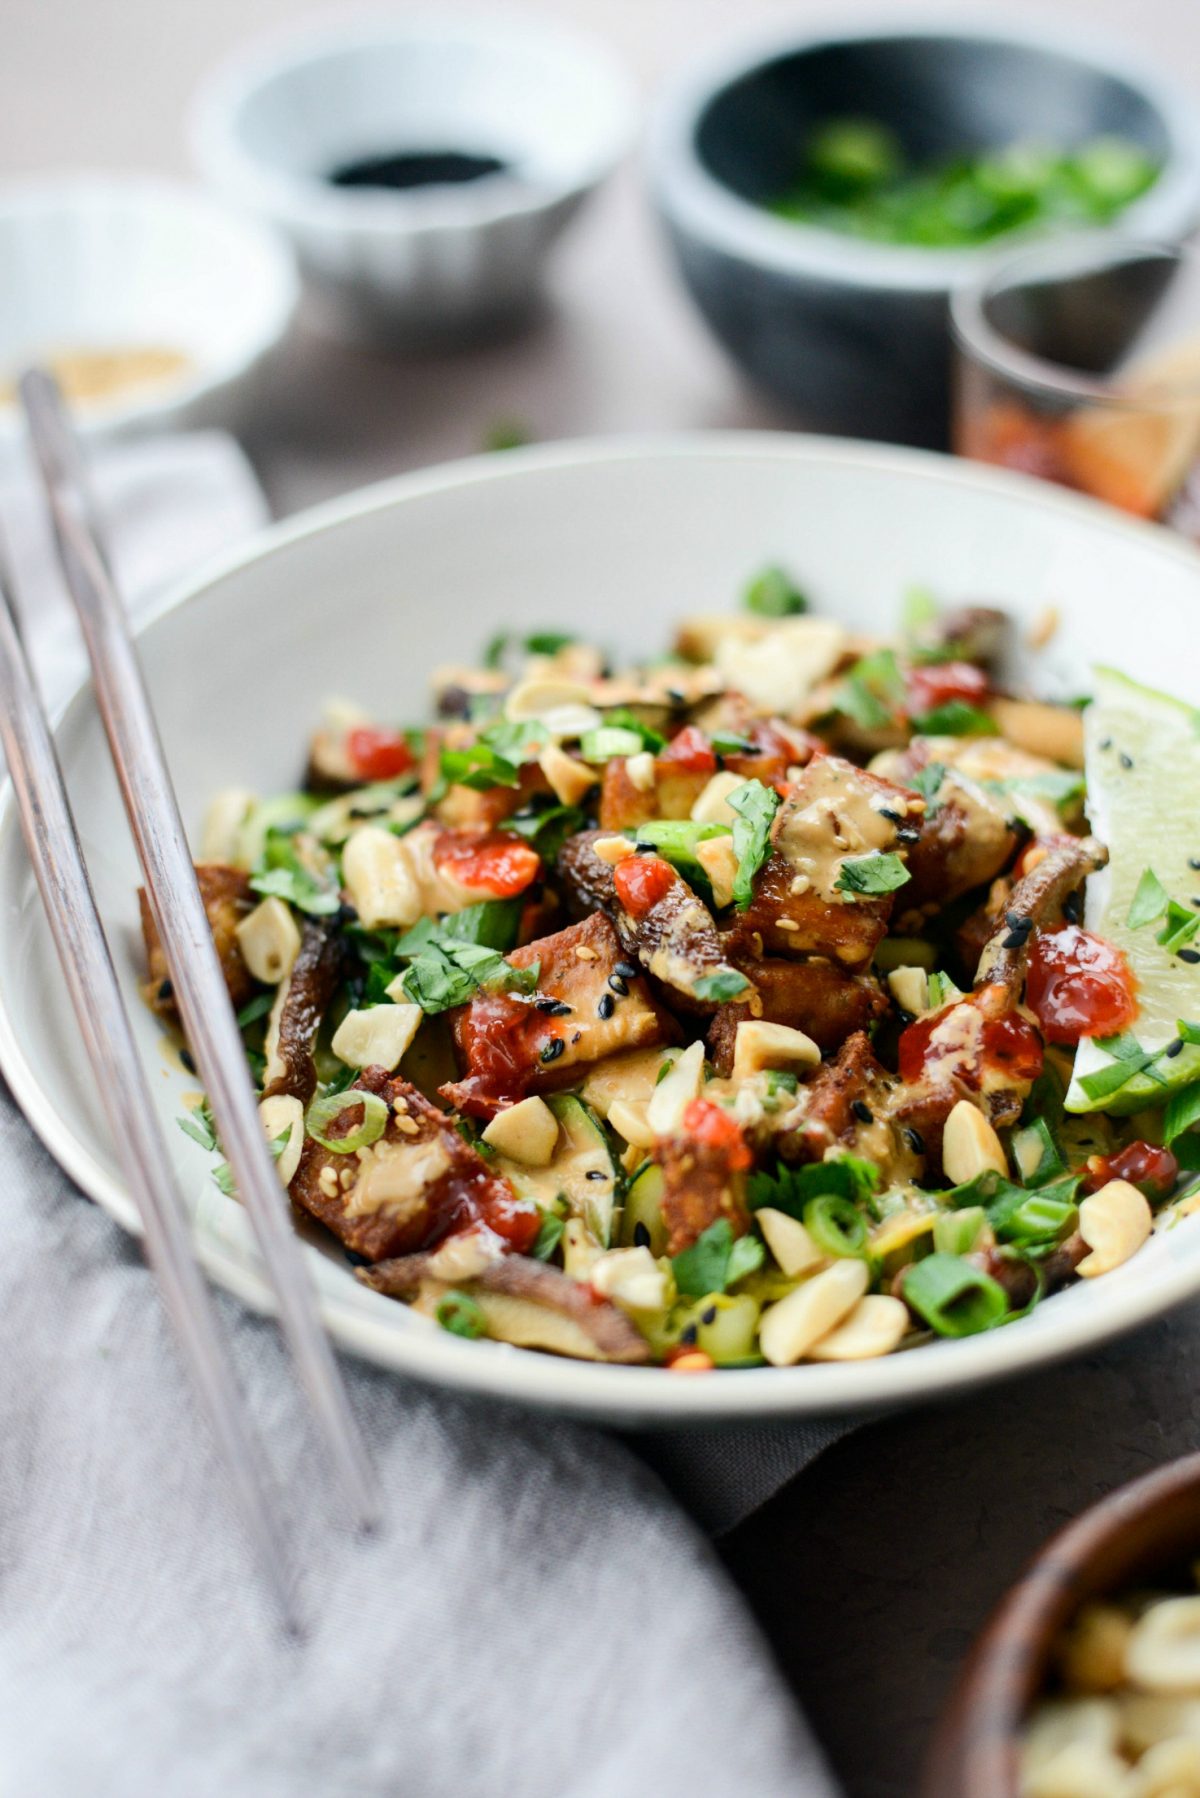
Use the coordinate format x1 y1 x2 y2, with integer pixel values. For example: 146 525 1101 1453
0 372 379 1628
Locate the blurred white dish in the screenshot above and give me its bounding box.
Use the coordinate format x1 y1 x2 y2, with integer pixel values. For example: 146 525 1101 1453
3 436 1200 1425
188 7 635 338
0 175 298 450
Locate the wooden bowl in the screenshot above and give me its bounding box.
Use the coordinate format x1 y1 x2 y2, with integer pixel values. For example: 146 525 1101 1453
924 1450 1200 1797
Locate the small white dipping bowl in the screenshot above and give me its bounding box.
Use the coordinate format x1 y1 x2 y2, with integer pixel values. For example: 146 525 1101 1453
188 8 636 337
0 175 299 451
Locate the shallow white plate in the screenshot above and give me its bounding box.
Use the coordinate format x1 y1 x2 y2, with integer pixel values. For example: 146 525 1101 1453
3 435 1200 1426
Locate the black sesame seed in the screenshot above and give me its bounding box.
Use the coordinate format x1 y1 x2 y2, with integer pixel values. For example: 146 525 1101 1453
344 1248 371 1269
679 1323 698 1347
1179 949 1200 965
539 1037 565 1063
666 688 686 705
904 1127 925 1153
897 825 921 844
608 974 629 996
700 1305 718 1326
1000 929 1028 949
180 1048 197 1075
633 842 658 854
570 1031 582 1045
597 992 615 1020
614 960 639 980
586 1168 608 1181
157 979 174 1002
851 1099 873 1124
1119 752 1134 770
879 807 904 825
1004 912 1032 934
1190 858 1200 872
1167 1039 1185 1058
535 995 572 1016
633 1222 651 1247
1100 737 1113 751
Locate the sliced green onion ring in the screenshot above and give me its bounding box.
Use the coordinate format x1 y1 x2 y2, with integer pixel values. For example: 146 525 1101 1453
903 1252 1008 1338
803 1192 868 1258
305 1089 389 1154
435 1290 487 1340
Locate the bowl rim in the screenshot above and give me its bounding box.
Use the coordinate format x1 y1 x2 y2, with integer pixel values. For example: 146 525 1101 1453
923 1448 1200 1797
7 430 1200 1425
188 3 637 239
647 11 1200 294
0 171 299 438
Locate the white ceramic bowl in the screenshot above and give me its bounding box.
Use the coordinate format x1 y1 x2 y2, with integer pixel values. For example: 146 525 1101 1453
0 175 299 450
189 9 635 337
3 435 1200 1427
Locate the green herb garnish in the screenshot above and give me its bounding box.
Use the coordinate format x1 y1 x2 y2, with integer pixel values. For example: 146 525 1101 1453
672 1217 764 1298
727 779 780 911
835 851 912 896
743 564 808 617
912 701 997 737
692 969 752 1003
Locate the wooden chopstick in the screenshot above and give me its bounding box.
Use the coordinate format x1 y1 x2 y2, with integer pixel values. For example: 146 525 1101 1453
0 535 299 1627
20 369 380 1532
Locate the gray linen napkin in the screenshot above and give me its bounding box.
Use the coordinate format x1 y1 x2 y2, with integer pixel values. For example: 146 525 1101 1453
0 436 847 1794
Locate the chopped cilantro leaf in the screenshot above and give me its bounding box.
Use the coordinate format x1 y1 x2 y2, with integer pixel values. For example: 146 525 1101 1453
909 761 947 816
249 830 339 917
835 852 911 896
672 1218 763 1296
692 969 751 1003
1128 866 1170 930
743 564 809 617
727 779 780 911
912 701 997 737
439 741 521 792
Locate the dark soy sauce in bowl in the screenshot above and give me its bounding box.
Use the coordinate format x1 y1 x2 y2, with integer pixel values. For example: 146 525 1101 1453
327 150 509 191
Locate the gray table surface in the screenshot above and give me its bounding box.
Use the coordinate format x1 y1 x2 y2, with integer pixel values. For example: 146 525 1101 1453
6 2 1200 1792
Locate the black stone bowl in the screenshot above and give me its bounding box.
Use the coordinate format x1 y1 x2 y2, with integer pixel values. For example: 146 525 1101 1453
648 19 1200 447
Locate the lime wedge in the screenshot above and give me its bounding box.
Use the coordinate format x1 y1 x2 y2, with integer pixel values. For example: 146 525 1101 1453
1066 666 1200 1114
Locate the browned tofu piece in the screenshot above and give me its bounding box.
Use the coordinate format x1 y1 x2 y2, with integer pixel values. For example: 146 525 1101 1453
725 754 915 967
433 759 552 830
443 911 675 1114
707 955 887 1072
900 771 1018 914
140 864 256 1019
290 1069 526 1263
598 758 710 832
654 1135 750 1257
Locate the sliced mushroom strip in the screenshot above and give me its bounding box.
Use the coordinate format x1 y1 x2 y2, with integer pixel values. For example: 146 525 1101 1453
974 835 1108 1003
557 830 743 1012
261 920 346 1105
356 1252 650 1364
140 863 257 1019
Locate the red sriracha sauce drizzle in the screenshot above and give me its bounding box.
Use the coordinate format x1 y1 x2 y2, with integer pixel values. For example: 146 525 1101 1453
613 853 677 919
905 661 989 719
449 989 551 1114
433 828 541 897
1081 1141 1178 1201
452 1173 541 1254
898 983 1044 1091
1025 925 1138 1045
658 724 717 775
682 1098 753 1171
346 726 414 782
